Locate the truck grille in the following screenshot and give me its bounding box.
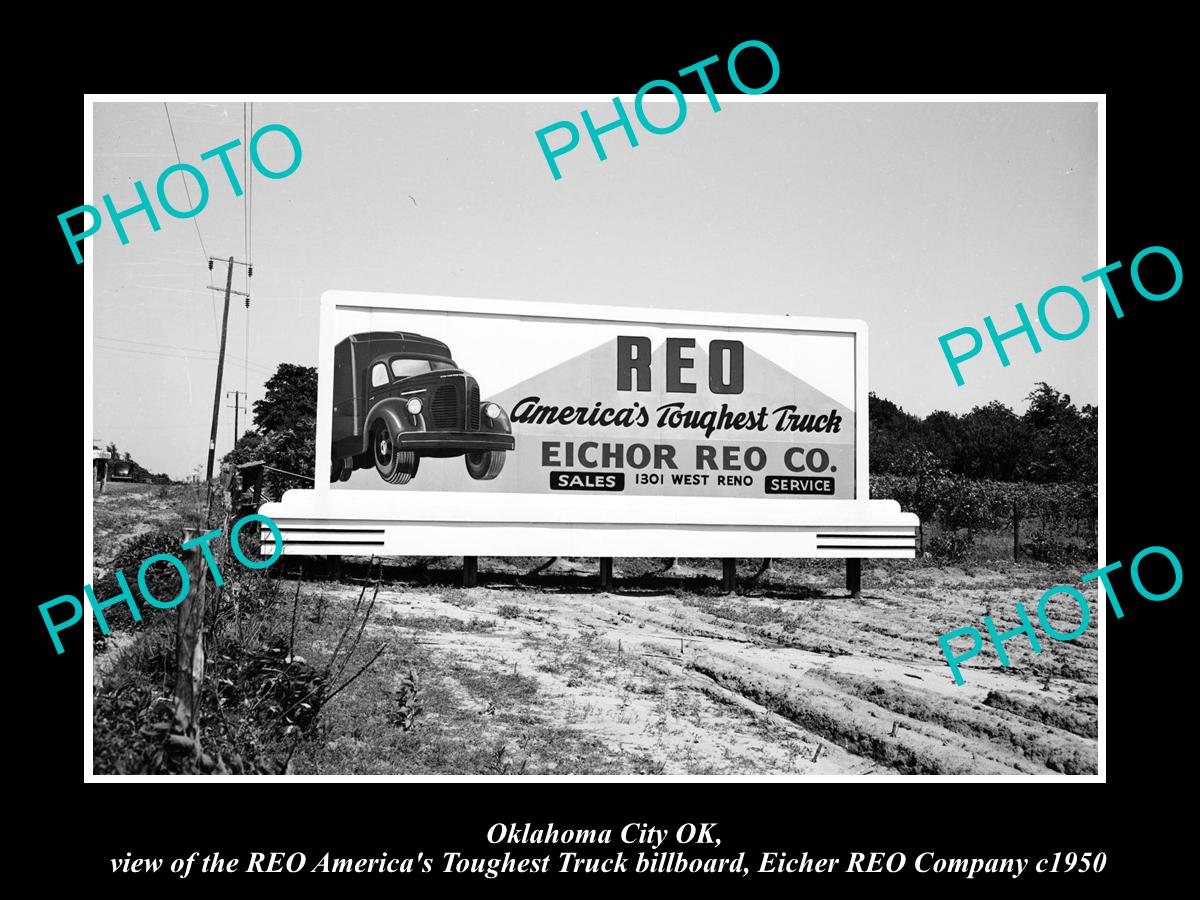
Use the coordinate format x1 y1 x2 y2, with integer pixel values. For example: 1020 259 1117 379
429 376 481 430
468 382 480 430
430 383 458 429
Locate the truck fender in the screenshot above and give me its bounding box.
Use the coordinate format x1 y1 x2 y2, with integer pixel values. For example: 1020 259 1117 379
362 399 425 455
479 402 513 436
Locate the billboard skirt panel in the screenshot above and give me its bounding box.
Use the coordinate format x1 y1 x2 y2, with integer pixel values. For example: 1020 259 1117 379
259 491 919 559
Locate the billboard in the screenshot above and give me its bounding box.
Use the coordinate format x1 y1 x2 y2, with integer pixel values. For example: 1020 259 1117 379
261 293 918 558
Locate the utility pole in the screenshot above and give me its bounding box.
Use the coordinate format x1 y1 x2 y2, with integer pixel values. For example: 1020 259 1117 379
226 390 247 446
205 256 252 485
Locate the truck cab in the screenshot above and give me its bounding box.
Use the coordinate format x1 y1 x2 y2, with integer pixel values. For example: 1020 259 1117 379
331 332 514 484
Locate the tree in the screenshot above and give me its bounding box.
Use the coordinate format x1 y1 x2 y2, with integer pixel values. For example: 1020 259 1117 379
889 445 946 554
869 392 925 475
1024 382 1074 430
1073 403 1099 484
253 364 318 434
921 410 960 471
223 430 266 467
224 364 319 497
1022 383 1096 483
955 401 1029 480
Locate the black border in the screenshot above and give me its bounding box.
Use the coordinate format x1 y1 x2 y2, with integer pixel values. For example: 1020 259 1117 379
21 34 1189 887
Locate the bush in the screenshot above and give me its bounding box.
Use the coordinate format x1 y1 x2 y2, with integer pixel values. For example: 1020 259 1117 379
872 475 1096 561
928 532 972 559
92 528 192 641
1022 533 1079 564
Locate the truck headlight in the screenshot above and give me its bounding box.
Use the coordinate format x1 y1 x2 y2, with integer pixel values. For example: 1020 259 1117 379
406 398 423 416
485 403 501 420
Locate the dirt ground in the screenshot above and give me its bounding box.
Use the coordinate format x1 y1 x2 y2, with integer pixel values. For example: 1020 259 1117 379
92 483 1098 776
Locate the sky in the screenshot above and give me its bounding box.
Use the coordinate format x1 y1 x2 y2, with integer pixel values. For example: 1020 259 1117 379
91 100 1097 479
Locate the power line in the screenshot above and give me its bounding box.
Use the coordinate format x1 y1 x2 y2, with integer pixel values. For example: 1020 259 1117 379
95 341 274 375
243 103 249 287
97 334 224 353
96 342 273 374
96 344 273 376
94 424 215 431
245 301 252 397
246 103 250 278
163 102 219 338
244 102 253 400
95 333 274 372
96 334 272 362
95 343 227 364
164 102 210 263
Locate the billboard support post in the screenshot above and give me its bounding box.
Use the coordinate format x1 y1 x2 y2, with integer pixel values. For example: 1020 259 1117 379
847 558 862 599
462 556 477 588
599 557 614 592
722 558 737 594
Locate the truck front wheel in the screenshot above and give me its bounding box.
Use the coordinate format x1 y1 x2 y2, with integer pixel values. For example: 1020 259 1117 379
465 450 505 480
373 423 419 485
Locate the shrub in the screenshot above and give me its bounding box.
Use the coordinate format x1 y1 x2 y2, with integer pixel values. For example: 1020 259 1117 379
872 475 1096 562
1022 533 1079 564
928 532 972 559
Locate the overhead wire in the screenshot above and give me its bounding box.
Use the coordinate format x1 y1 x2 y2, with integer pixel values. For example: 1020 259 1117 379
95 341 273 373
243 102 249 283
249 102 254 277
111 104 273 470
244 102 253 407
241 101 249 443
164 102 218 338
95 340 274 375
98 334 248 356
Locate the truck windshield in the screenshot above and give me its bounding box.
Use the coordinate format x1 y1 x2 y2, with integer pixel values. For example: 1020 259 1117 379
390 358 457 378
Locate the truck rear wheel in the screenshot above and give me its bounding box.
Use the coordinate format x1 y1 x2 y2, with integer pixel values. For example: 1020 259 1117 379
373 423 419 484
331 457 354 483
465 450 505 480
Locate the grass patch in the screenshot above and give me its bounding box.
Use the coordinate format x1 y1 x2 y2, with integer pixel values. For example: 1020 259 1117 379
386 614 495 633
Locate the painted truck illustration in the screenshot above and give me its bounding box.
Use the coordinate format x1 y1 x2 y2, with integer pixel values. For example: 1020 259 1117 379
330 332 514 485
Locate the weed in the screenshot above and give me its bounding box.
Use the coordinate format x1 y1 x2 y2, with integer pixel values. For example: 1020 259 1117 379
484 744 528 775
393 668 424 731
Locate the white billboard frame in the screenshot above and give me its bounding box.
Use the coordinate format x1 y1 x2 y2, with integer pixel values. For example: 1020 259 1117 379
260 291 919 559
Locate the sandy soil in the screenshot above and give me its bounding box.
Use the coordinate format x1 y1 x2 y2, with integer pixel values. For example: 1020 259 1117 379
92 484 1097 776
303 556 1096 775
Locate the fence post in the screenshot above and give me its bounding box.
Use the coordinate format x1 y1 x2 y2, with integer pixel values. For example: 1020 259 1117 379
173 527 208 743
1012 498 1021 562
174 465 234 751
